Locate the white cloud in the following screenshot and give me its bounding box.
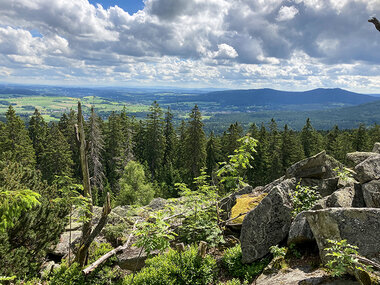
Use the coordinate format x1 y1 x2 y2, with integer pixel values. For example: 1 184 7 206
0 0 378 91
276 6 299 21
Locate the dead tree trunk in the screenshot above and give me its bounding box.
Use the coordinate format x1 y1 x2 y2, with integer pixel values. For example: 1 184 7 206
75 102 111 267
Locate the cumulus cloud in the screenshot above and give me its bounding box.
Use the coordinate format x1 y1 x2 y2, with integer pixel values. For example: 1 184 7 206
276 6 299 21
0 0 378 91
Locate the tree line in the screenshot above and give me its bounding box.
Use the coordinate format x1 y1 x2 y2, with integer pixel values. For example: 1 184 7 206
0 102 378 206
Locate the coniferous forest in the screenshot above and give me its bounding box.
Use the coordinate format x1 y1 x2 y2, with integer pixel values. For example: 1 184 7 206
1 99 380 284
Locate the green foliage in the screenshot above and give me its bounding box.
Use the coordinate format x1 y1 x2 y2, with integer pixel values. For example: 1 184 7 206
123 245 217 285
218 279 248 285
217 135 257 192
103 223 129 246
269 245 287 258
290 181 321 216
116 160 155 206
48 242 121 285
133 211 177 256
333 167 353 181
176 169 223 247
0 189 40 232
325 239 372 277
222 244 269 282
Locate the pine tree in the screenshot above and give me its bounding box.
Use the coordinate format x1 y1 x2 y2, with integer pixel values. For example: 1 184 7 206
144 101 165 179
40 123 73 182
28 108 48 167
0 106 35 167
184 105 206 183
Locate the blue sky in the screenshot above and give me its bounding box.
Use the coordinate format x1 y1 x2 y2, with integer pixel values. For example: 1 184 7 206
89 0 144 14
0 0 379 92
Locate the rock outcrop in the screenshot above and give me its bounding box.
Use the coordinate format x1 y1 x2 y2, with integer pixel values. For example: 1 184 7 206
240 179 295 263
305 208 380 263
287 212 315 245
355 154 380 183
362 180 380 208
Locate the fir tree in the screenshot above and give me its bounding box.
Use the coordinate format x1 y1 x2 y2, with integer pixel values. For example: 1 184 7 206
268 119 283 180
281 124 304 171
206 131 222 178
0 106 35 168
28 108 48 167
353 123 370 152
301 118 323 157
184 105 206 183
40 123 73 182
221 122 243 160
144 101 165 179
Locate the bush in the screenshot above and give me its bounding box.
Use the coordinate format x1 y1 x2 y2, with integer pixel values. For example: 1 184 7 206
48 242 122 285
290 181 321 216
221 244 269 282
123 245 217 285
103 223 129 246
218 279 248 285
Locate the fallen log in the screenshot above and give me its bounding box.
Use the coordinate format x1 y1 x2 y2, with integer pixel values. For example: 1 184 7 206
82 221 137 275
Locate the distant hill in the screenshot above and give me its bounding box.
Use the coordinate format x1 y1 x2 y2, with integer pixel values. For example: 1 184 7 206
197 88 378 107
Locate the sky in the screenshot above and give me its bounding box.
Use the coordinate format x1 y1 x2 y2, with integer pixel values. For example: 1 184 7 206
0 0 379 92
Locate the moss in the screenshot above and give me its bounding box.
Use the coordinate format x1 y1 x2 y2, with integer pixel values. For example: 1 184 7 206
230 193 268 224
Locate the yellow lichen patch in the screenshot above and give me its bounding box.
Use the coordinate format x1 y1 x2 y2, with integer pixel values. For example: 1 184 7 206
230 193 268 224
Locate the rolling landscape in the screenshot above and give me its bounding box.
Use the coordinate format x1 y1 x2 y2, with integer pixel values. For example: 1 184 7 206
1 84 379 132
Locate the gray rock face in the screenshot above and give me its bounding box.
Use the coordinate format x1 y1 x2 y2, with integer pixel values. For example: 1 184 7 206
287 212 315 245
355 154 380 183
118 247 159 271
362 180 380 207
346 152 378 166
286 151 342 180
373 142 380 154
240 179 295 263
305 208 380 263
313 185 365 210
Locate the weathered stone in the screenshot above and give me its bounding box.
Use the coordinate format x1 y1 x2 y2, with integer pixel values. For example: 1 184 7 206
219 185 255 220
40 261 60 278
286 151 342 179
287 212 315 245
51 230 82 257
362 180 380 208
346 152 378 166
262 176 285 193
112 206 131 218
146 197 167 210
355 154 380 183
372 142 380 154
301 178 338 197
337 176 357 189
256 266 359 285
313 184 364 209
118 246 159 271
305 208 380 263
240 179 295 263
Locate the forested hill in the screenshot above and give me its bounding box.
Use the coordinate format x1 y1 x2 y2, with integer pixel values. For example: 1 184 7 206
195 88 378 106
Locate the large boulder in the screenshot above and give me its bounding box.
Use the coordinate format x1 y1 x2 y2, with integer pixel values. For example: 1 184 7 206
305 208 380 263
219 185 255 220
373 142 380 154
286 151 342 180
240 179 296 263
287 212 315 245
362 180 380 208
355 154 380 183
346 152 378 166
118 246 159 271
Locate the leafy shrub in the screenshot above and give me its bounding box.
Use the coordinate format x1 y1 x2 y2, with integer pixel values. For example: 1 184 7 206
179 208 224 247
269 245 287 258
48 242 122 285
325 239 372 277
123 245 217 285
221 244 269 282
218 278 248 285
290 181 321 216
333 167 353 181
103 223 129 246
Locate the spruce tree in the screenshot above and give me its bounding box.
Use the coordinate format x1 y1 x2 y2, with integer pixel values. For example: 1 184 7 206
40 123 73 182
353 123 370 151
300 118 323 157
144 101 165 179
28 108 48 167
221 122 243 160
281 124 304 171
0 106 35 167
184 105 206 183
